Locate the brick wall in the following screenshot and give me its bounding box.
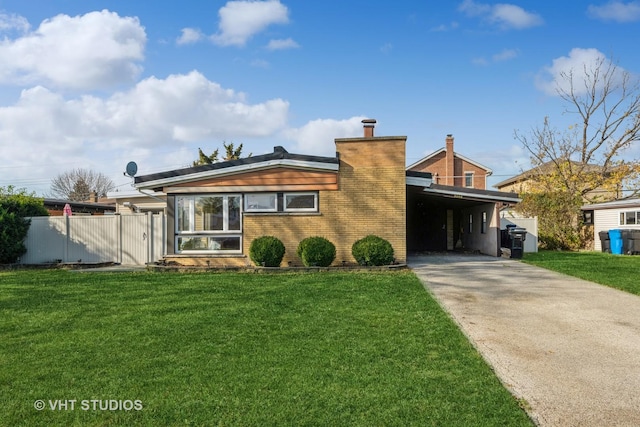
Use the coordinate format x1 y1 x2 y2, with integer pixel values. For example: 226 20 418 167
165 135 408 267
243 136 407 266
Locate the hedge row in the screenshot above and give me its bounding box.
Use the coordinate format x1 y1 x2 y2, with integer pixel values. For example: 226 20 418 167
249 234 394 267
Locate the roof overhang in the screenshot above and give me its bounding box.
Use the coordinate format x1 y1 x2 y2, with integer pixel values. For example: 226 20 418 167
134 159 339 191
422 185 521 204
582 198 640 211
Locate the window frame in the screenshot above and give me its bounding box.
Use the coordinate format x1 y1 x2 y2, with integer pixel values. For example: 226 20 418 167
620 210 640 225
175 194 242 254
244 193 278 212
481 211 487 234
464 171 474 188
283 192 318 212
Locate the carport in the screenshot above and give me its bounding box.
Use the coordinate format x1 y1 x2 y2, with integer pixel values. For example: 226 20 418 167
406 180 521 256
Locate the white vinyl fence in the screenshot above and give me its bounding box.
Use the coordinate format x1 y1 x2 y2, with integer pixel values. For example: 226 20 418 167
20 213 165 265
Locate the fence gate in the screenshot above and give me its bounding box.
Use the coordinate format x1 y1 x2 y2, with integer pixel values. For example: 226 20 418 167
21 213 166 266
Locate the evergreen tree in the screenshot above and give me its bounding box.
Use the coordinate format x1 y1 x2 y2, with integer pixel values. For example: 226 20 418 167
192 142 251 166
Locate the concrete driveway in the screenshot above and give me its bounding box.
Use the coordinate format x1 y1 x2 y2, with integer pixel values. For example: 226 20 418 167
408 253 640 427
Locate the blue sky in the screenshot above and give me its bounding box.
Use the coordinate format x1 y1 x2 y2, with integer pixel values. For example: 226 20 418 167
1 0 639 196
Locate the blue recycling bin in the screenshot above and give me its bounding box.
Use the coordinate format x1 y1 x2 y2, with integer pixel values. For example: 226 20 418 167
609 229 623 255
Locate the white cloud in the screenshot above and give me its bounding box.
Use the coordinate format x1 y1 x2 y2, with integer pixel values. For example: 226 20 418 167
458 0 543 29
534 48 615 96
177 27 205 45
0 10 146 90
430 22 460 32
0 71 290 192
380 43 393 54
211 0 289 47
587 1 640 22
472 48 519 66
472 57 489 66
0 12 30 33
266 37 299 50
283 117 367 156
493 48 519 61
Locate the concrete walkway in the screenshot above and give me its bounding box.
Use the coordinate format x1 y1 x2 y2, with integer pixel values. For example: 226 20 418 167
408 254 640 427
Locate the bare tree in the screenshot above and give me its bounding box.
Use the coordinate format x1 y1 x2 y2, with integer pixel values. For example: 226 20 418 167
49 169 115 201
515 56 640 201
514 56 640 249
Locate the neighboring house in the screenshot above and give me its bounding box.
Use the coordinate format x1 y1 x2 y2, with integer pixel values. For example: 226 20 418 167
133 120 520 266
407 134 493 190
107 190 167 214
494 161 621 201
44 198 115 216
582 198 640 251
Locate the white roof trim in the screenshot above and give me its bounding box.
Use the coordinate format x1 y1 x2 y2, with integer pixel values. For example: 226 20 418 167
406 176 433 187
582 198 640 210
135 159 339 190
423 187 521 203
407 148 493 175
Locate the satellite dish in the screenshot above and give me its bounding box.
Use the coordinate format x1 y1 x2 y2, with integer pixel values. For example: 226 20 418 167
125 161 138 177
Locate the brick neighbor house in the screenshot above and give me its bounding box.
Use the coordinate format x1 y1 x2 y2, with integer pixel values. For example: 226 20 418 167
133 120 520 266
407 134 492 190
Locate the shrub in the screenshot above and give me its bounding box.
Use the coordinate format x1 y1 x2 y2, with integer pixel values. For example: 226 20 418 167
249 236 286 267
352 235 394 266
0 186 48 264
296 236 336 267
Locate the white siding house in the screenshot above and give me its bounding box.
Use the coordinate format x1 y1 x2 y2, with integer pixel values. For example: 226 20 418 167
582 198 640 251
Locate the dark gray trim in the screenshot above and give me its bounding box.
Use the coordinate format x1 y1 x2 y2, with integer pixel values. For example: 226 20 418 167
426 183 520 203
166 195 175 255
134 146 338 185
406 170 433 179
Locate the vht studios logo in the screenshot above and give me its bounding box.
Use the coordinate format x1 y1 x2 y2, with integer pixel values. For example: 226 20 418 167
34 399 143 411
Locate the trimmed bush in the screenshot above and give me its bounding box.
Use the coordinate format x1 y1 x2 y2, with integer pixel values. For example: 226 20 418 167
351 235 394 266
296 236 336 267
249 236 286 267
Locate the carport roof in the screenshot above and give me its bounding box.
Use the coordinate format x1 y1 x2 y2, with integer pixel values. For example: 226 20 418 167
422 183 521 204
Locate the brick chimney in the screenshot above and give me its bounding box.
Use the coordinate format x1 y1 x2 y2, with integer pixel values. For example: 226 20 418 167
445 134 454 186
362 119 376 137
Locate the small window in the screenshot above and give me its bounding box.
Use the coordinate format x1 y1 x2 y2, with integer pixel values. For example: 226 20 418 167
620 210 639 225
245 193 277 212
481 211 487 234
464 172 474 188
284 193 317 212
468 213 473 233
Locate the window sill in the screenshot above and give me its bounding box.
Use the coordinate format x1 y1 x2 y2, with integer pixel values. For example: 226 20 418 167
244 212 322 216
171 254 246 258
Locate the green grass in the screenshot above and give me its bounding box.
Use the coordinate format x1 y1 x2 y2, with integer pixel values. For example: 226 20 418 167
0 270 532 427
523 251 640 295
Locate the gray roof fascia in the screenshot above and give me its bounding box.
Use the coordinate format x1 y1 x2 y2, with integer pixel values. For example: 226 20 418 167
134 155 339 190
424 184 521 203
582 198 640 210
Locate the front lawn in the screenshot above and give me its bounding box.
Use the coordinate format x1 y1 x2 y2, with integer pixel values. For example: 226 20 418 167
0 270 531 426
523 251 640 295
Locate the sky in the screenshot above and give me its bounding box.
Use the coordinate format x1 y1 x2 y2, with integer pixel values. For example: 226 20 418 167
1 0 639 196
